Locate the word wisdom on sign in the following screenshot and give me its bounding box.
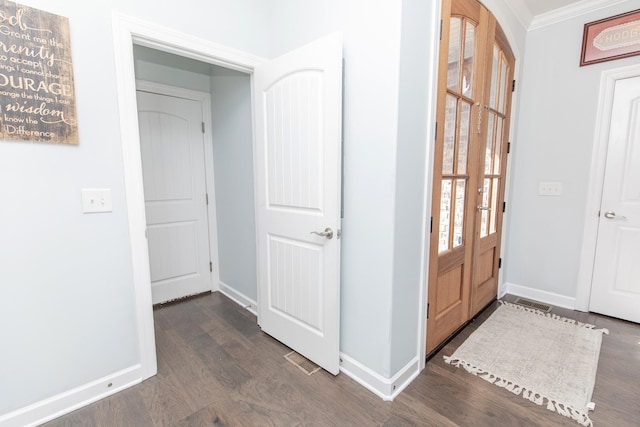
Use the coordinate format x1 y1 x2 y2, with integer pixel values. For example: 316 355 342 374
0 0 78 144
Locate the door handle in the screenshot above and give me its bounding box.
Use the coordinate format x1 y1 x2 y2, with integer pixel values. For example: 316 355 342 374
311 227 334 239
477 205 491 211
604 211 626 220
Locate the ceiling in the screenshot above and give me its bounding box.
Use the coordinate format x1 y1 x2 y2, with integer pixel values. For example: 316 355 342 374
521 0 583 17
509 0 623 29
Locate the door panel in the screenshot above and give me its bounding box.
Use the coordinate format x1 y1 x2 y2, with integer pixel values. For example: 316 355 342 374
137 91 211 304
266 70 324 211
471 30 514 316
147 222 198 282
268 236 323 330
589 76 640 323
255 33 343 374
436 266 464 313
427 0 514 354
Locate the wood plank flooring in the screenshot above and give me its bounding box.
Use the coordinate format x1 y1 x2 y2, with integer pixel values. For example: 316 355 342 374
43 292 640 426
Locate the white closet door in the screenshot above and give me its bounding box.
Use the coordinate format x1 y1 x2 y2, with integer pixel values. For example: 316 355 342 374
254 33 343 374
589 76 640 323
137 90 211 304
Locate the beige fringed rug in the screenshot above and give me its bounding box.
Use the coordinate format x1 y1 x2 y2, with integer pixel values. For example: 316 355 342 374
444 302 608 426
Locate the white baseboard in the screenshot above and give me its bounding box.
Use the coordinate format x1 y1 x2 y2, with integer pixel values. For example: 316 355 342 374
218 284 425 401
339 353 420 401
504 282 576 310
218 281 258 316
0 365 143 427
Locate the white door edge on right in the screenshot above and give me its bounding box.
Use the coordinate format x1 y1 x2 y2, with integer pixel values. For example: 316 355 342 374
589 75 640 324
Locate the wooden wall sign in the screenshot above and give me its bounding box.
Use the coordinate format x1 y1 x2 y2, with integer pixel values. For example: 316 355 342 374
0 0 78 144
581 9 640 66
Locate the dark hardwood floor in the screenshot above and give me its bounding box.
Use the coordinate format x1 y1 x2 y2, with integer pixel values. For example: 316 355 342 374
43 292 640 426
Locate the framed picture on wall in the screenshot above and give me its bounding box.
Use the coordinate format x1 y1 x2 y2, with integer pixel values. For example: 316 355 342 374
580 8 640 66
0 0 79 144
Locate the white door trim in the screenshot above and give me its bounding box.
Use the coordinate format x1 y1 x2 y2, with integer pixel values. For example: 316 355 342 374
136 80 221 296
575 63 640 311
417 0 443 372
112 12 266 380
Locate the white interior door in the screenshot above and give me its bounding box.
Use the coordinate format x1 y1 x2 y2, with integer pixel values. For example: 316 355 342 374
254 33 343 374
589 76 640 323
137 90 212 304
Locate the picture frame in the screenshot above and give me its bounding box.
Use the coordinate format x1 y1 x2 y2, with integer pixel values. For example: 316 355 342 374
0 0 79 144
580 8 640 66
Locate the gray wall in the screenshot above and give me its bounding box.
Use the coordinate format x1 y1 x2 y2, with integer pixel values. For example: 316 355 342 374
210 74 257 301
389 0 438 374
506 0 638 302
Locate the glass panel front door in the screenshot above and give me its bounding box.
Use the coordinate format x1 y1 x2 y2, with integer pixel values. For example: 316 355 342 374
427 0 515 354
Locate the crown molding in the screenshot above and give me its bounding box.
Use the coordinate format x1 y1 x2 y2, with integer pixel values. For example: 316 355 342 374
529 0 628 30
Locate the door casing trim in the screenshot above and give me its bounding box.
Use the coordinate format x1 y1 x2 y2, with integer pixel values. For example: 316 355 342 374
112 11 266 381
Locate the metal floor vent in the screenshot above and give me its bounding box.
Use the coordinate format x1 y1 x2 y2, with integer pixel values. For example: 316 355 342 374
284 351 321 376
513 298 552 313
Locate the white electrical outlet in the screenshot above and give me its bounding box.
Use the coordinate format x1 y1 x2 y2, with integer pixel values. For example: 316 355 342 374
538 181 562 196
82 188 113 213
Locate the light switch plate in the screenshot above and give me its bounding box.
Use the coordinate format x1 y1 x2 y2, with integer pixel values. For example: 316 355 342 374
82 188 113 213
538 181 562 196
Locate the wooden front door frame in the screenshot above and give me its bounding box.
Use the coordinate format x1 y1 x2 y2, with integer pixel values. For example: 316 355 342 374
421 0 522 360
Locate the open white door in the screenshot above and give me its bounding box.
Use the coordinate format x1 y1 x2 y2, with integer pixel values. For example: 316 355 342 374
254 33 343 374
589 76 640 323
